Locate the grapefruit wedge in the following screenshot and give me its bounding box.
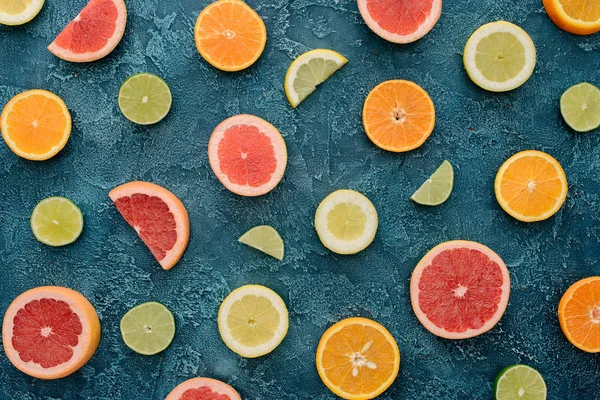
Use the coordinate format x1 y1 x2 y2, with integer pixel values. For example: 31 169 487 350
109 181 189 270
48 0 127 62
410 240 510 339
2 286 101 380
358 0 442 44
165 377 242 400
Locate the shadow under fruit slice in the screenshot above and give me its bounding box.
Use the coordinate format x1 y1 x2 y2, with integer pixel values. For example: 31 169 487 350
165 377 242 400
558 277 600 353
109 181 190 270
410 240 510 339
2 286 101 379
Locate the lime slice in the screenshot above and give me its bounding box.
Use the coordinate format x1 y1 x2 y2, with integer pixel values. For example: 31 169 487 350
239 225 284 260
560 82 600 133
284 49 347 108
218 285 288 358
411 160 454 206
30 197 83 247
494 364 547 400
0 0 44 26
464 21 536 92
118 73 172 125
120 302 175 356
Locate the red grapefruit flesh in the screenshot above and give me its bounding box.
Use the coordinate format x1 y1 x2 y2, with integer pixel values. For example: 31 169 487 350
109 181 190 270
357 0 442 44
208 114 287 197
410 240 510 339
48 0 127 62
2 286 101 379
165 377 242 400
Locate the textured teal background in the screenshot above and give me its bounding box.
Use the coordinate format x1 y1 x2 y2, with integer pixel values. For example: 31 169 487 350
1 0 599 399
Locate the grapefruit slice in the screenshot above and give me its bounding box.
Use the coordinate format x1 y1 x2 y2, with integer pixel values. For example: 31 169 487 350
2 286 101 379
410 240 510 339
109 181 189 270
208 114 287 197
48 0 127 63
357 0 442 44
165 377 241 400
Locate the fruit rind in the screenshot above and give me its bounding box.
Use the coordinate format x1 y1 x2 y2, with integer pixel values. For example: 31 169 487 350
0 0 44 26
30 196 84 247
542 0 600 35
558 276 600 353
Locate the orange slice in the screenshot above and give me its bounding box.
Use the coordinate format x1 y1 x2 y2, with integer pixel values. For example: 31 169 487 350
316 317 400 399
543 0 600 35
363 80 435 152
558 277 600 353
194 0 267 72
1 89 71 161
495 150 568 222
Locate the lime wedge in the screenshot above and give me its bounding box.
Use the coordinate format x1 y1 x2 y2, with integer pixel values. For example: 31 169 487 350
494 364 547 400
120 302 175 356
560 82 600 133
30 197 83 246
118 73 172 125
239 225 284 260
411 160 454 206
0 0 44 26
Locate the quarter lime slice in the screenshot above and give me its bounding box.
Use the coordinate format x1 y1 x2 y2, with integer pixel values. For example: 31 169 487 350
0 0 44 26
239 225 284 260
120 302 175 356
494 364 547 400
118 73 172 125
560 82 600 133
30 197 83 246
284 49 347 108
411 160 454 206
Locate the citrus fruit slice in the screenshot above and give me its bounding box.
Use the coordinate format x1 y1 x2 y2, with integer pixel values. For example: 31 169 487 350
120 302 175 356
560 82 600 133
494 365 547 400
218 284 288 358
495 150 568 222
30 197 84 247
2 286 101 379
165 377 242 400
48 0 127 63
1 89 71 161
357 0 442 43
543 0 600 35
363 80 435 152
410 240 510 339
558 277 600 353
109 181 190 270
284 49 348 108
208 114 287 197
316 317 400 400
315 189 378 255
239 225 284 260
411 160 454 206
0 0 44 25
464 21 536 92
118 73 172 125
194 0 266 72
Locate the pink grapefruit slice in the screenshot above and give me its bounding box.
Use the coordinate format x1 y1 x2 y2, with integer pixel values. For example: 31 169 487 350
410 240 510 339
165 377 242 400
109 181 190 270
48 0 127 63
357 0 442 44
2 286 101 380
208 114 287 197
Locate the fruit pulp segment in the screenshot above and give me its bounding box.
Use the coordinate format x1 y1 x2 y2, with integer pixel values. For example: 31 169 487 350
226 294 280 347
365 0 434 35
559 0 600 22
293 58 343 102
475 32 526 83
327 203 367 241
180 387 231 400
563 279 600 350
0 0 32 14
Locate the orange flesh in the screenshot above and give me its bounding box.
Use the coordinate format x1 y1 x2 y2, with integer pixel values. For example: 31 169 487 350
560 278 600 352
559 0 600 22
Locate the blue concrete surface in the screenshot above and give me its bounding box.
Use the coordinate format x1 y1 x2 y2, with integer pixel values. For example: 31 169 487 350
0 0 599 398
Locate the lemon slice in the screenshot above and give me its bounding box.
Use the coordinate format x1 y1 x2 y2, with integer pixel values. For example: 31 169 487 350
0 0 44 25
560 82 600 133
314 189 378 255
464 21 536 92
239 225 284 260
284 49 347 108
218 285 288 358
411 160 454 206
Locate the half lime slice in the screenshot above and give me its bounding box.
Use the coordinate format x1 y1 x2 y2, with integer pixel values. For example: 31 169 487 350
30 197 83 246
118 73 172 125
494 364 547 400
239 225 284 260
560 82 600 133
120 302 175 356
411 160 454 206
